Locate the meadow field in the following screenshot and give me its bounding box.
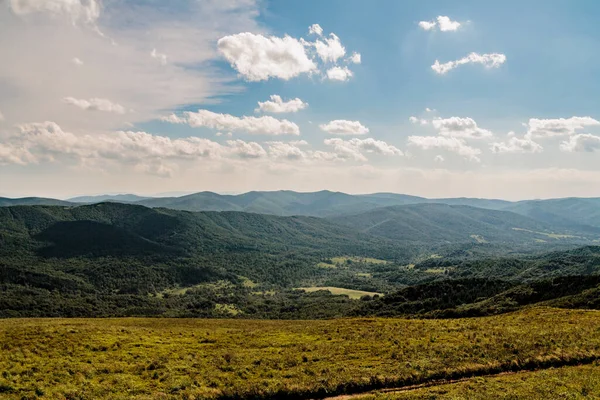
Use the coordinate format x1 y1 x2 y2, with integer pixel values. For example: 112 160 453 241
1 308 600 399
353 364 600 399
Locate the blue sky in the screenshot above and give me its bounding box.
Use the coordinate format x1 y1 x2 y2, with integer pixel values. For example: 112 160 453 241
1 0 599 199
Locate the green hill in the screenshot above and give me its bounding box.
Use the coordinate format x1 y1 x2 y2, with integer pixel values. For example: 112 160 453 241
502 197 600 231
0 197 73 207
329 203 598 245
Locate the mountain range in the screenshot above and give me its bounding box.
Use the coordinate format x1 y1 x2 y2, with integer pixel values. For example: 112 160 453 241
3 190 600 232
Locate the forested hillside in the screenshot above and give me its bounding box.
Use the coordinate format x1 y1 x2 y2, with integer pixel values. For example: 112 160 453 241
1 202 600 318
329 203 599 245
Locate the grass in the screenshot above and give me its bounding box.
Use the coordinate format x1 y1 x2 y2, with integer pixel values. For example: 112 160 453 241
512 227 579 240
356 364 600 399
424 268 448 274
297 286 383 299
329 256 389 265
470 235 487 243
1 308 600 399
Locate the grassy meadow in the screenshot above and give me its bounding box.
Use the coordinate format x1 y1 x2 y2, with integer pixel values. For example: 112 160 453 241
296 286 383 299
1 308 600 399
355 364 600 399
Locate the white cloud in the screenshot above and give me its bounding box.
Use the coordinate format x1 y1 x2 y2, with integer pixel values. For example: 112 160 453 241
0 1 262 131
163 109 300 136
71 57 83 66
256 95 308 113
409 116 428 125
319 120 369 136
408 136 481 162
323 138 403 162
9 0 101 25
437 16 461 32
63 97 127 114
151 49 167 65
0 110 4 122
525 117 600 139
432 53 506 74
432 117 493 139
348 52 361 64
314 33 346 63
434 155 445 163
217 32 317 81
491 135 543 153
418 21 437 31
326 66 353 81
308 23 323 36
226 139 267 159
1 121 224 174
349 138 403 156
266 141 307 160
419 16 461 32
560 134 600 152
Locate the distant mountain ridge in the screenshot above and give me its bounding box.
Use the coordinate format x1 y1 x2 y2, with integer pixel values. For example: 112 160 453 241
68 194 152 203
3 190 600 231
0 197 74 207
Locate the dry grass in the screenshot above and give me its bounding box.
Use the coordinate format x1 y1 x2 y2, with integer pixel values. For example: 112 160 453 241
1 308 600 399
296 286 382 299
356 364 600 399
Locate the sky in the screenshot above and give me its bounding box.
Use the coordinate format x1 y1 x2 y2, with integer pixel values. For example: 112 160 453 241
1 0 600 200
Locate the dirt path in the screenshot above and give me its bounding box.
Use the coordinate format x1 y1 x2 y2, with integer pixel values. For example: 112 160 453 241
324 371 517 399
322 362 594 400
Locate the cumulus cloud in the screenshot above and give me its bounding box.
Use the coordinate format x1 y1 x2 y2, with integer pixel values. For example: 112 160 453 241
419 16 461 32
226 139 267 159
418 21 437 31
314 33 346 63
0 121 224 172
323 138 403 162
437 16 461 31
560 134 600 152
63 97 127 114
266 141 307 160
432 53 506 74
1 122 227 179
71 57 83 66
525 117 600 139
308 23 323 36
326 66 353 81
348 52 361 64
163 109 300 136
408 136 481 162
319 120 369 135
409 116 428 125
491 135 543 153
256 95 308 113
217 24 360 83
434 155 445 163
151 49 167 65
432 117 493 139
217 32 317 81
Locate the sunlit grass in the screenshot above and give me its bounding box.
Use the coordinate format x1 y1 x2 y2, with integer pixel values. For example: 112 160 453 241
297 286 382 299
1 308 600 399
358 364 600 399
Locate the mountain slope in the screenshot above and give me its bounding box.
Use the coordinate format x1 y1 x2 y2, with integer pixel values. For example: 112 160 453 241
68 194 152 203
329 203 599 245
0 197 74 207
0 203 390 255
503 198 600 231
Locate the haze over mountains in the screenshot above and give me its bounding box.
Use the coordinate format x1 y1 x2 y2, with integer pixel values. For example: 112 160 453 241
2 190 600 232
